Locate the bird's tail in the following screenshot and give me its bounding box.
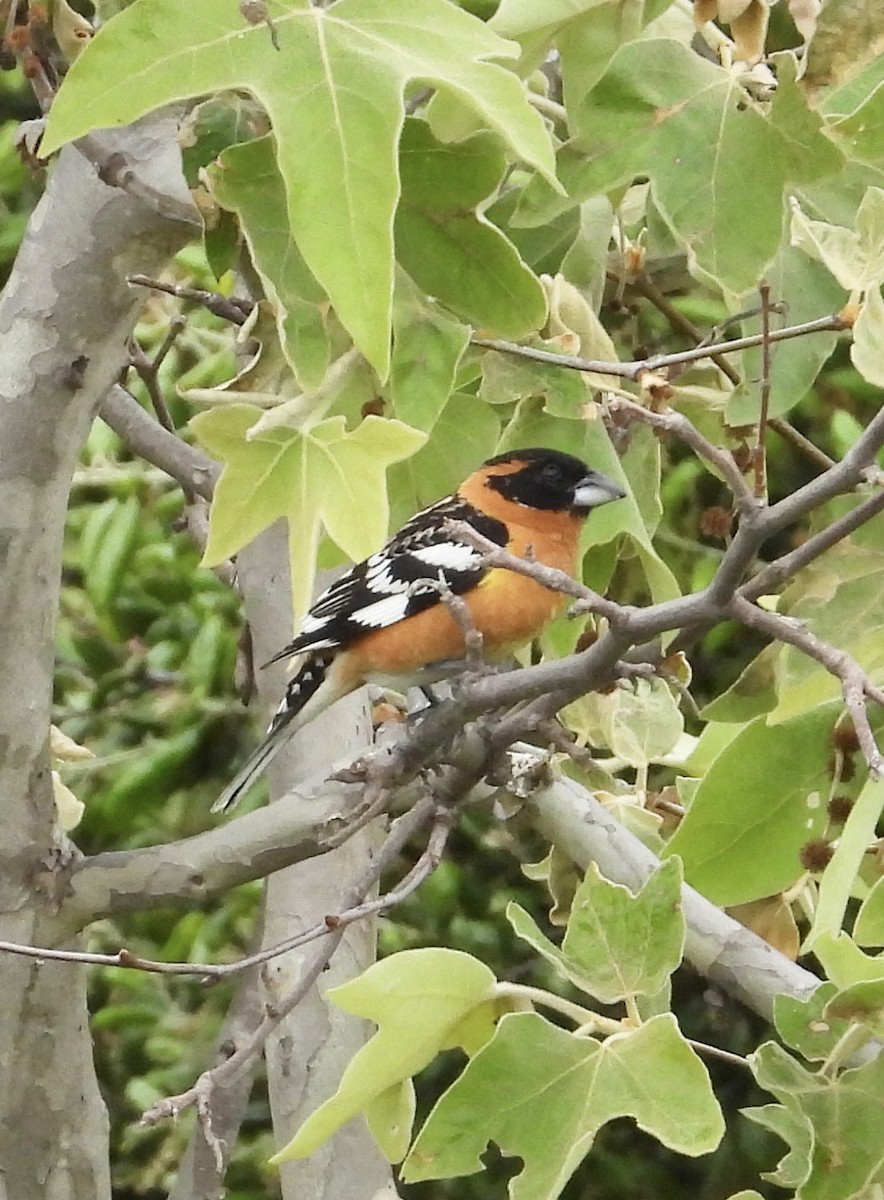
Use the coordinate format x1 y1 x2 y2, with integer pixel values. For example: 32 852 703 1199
211 652 334 814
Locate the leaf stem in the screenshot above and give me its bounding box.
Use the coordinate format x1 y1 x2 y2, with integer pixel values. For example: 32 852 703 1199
492 982 624 1035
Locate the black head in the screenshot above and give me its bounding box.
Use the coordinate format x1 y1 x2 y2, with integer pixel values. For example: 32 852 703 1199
482 448 626 515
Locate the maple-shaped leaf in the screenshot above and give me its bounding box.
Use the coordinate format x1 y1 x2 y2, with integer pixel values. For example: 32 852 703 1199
404 1012 724 1199
41 0 557 376
272 948 504 1165
190 405 425 619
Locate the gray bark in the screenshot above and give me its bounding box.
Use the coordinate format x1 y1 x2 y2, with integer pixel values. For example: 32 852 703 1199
0 117 193 1198
237 527 394 1200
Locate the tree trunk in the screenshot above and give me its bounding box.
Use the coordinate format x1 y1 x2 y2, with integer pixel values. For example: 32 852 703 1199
237 528 394 1200
0 119 193 1198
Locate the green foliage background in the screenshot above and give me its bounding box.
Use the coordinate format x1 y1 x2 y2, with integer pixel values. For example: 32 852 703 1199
5 0 884 1195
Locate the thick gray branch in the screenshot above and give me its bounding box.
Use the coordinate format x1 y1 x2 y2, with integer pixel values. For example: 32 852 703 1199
525 777 819 1021
63 771 382 927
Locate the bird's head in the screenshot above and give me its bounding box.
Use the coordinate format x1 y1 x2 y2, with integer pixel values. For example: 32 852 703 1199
475 448 626 517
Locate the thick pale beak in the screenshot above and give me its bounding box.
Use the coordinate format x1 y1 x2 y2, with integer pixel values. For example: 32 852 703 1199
571 471 627 512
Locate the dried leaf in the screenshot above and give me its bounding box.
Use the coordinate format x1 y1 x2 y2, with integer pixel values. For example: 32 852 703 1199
727 895 800 959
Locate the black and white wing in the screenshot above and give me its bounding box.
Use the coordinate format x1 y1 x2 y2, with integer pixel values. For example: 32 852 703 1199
264 496 507 666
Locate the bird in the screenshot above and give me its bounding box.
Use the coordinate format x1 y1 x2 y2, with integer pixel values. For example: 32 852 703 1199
212 447 626 812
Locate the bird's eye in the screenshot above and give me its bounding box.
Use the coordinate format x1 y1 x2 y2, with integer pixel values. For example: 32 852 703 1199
541 462 562 481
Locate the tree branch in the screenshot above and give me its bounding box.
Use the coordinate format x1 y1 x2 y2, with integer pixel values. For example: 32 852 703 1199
99 383 219 500
523 774 820 1021
140 796 440 1127
730 596 884 777
63 771 394 926
471 311 849 381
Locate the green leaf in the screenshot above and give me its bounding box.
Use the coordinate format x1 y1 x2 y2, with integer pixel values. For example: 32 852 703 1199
518 43 842 292
43 0 557 376
509 858 685 1003
852 284 884 388
751 1040 884 1200
855 874 884 946
663 704 838 906
272 948 499 1164
190 405 425 618
770 567 884 723
403 1012 723 1197
396 120 547 337
804 778 884 953
478 348 589 414
386 392 501 532
742 1101 813 1191
85 496 142 615
774 984 854 1063
726 243 847 424
390 276 471 431
824 978 884 1039
595 677 685 769
814 932 884 989
209 136 330 389
700 643 779 724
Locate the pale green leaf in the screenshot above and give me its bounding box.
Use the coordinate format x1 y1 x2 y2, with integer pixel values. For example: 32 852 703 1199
824 978 884 1039
774 985 853 1064
855 874 884 946
751 1040 884 1200
804 778 884 953
663 704 838 906
596 677 684 769
404 1012 723 1197
742 1101 813 1191
813 932 884 989
789 202 866 290
43 0 557 376
272 948 498 1163
508 857 685 1003
190 406 425 618
851 284 884 388
365 1080 416 1164
490 0 611 40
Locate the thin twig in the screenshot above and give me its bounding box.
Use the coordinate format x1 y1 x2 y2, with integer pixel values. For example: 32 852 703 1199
129 320 186 436
628 270 740 386
730 596 884 777
471 311 849 382
140 796 442 1125
753 280 772 499
768 417 836 473
127 275 252 326
603 394 756 510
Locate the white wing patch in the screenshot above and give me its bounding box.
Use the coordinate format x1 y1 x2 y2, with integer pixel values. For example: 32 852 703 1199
365 558 411 593
411 542 482 572
349 592 413 629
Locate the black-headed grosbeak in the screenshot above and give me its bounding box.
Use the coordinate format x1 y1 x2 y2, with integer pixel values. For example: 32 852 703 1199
213 448 625 812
